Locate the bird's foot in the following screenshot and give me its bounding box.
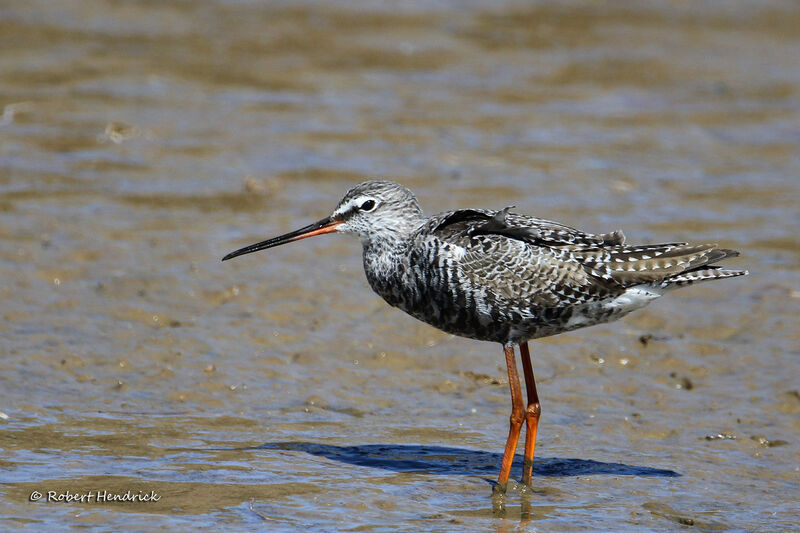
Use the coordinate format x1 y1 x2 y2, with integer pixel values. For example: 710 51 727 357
492 481 508 496
518 482 534 496
491 484 507 515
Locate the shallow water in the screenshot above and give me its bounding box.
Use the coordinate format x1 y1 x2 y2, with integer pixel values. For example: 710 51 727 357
1 1 798 531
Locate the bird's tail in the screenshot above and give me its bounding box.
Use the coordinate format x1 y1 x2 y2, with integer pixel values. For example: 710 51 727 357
657 248 747 289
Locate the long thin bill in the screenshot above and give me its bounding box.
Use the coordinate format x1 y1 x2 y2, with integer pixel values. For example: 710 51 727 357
222 217 342 261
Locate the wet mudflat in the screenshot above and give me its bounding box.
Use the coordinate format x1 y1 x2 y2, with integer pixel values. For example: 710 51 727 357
1 1 798 531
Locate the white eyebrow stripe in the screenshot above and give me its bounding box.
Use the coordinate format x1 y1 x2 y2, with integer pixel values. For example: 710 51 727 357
334 196 375 217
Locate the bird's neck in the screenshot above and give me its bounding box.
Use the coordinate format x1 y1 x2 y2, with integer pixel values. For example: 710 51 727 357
361 225 416 260
361 222 420 306
359 212 424 250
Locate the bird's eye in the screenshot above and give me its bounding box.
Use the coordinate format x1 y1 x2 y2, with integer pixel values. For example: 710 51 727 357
359 199 376 211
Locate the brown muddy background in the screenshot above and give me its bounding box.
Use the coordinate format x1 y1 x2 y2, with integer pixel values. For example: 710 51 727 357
1 1 798 531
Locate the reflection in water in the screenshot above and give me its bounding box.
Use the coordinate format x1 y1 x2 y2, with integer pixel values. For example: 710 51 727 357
251 441 679 525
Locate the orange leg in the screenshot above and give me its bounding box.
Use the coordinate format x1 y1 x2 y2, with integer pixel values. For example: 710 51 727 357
494 344 525 494
519 341 541 487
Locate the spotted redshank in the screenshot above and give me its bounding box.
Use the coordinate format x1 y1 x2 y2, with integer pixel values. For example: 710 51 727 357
222 180 747 493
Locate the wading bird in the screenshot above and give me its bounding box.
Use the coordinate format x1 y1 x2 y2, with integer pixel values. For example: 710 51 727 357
222 180 746 493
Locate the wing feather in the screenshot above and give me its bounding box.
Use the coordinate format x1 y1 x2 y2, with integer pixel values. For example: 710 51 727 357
422 209 624 308
420 207 742 307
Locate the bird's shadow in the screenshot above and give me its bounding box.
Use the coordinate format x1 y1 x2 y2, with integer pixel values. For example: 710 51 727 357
250 442 679 478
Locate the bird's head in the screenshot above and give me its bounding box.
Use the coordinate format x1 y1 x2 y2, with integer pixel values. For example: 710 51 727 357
329 180 423 243
222 180 423 262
